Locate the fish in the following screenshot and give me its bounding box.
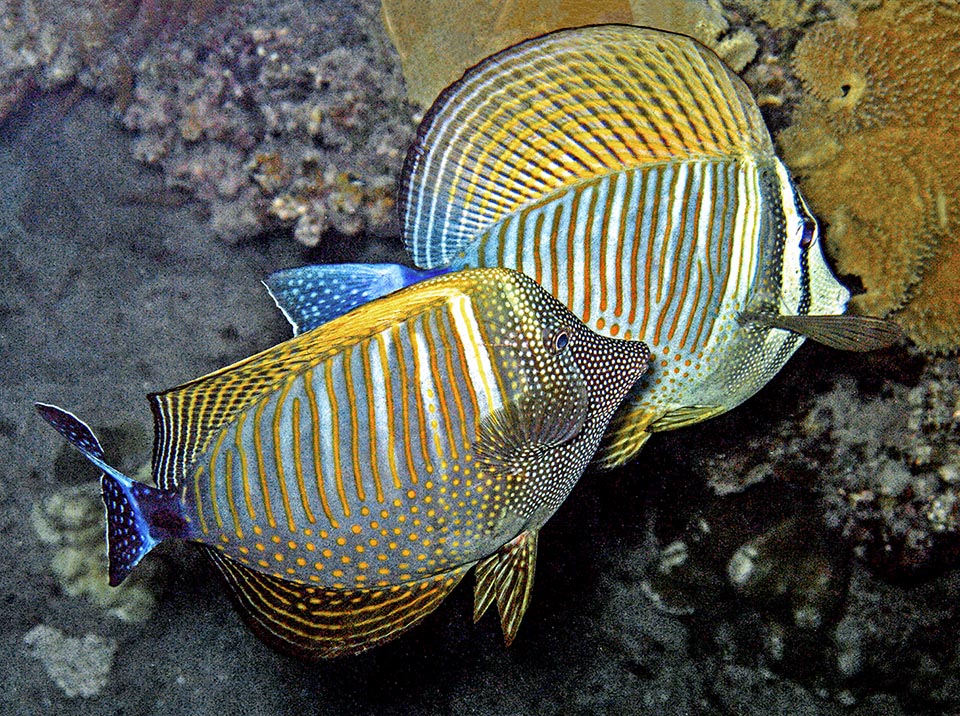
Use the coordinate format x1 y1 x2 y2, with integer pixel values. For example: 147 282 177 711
277 24 902 469
36 267 650 658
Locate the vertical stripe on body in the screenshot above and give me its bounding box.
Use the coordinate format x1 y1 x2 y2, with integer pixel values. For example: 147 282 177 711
466 159 758 360
191 296 507 549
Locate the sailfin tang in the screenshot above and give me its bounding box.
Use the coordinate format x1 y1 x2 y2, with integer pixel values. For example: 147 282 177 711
35 403 190 586
202 545 469 659
151 271 468 491
264 263 450 335
401 25 773 268
740 312 905 351
472 531 538 646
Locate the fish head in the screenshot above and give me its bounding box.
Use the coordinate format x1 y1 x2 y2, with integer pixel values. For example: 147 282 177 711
477 269 651 442
741 160 899 351
769 158 851 318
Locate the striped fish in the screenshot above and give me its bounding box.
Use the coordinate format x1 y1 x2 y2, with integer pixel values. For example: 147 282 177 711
36 267 650 658
286 25 900 468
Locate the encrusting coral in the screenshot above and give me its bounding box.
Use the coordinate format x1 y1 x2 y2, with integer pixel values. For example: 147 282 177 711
32 482 158 622
777 0 960 352
380 0 755 107
23 625 117 699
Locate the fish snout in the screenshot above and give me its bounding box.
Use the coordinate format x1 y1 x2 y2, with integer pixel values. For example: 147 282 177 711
622 339 652 386
583 334 651 408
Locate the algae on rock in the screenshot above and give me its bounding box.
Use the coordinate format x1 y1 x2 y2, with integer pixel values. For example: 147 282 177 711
23 624 117 699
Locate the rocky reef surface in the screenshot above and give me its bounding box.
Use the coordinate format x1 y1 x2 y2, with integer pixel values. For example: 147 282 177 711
2 1 959 714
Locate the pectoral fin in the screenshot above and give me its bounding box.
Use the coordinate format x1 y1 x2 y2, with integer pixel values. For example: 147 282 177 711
202 546 469 659
739 312 904 351
473 530 538 646
473 383 588 476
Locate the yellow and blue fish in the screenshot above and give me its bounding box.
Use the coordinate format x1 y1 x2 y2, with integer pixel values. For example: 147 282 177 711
283 25 900 468
37 267 650 658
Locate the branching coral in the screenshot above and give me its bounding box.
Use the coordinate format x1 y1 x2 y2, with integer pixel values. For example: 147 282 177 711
380 0 752 107
777 1 960 352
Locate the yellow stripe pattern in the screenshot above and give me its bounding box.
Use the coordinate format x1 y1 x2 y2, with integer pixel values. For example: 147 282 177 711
186 273 508 587
401 25 772 270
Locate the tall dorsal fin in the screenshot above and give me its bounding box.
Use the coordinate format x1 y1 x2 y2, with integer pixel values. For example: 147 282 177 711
401 24 773 268
150 273 483 490
264 263 450 335
473 530 538 645
201 546 470 659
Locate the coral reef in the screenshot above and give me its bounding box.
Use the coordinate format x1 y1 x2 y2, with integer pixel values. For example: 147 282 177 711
122 1 415 244
380 0 757 107
633 355 960 701
639 484 848 665
733 0 818 29
1 0 416 246
23 624 117 699
700 354 960 577
0 0 237 123
808 360 960 576
32 482 157 622
777 1 960 352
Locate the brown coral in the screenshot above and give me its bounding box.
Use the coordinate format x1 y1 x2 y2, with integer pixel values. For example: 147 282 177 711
379 0 737 107
778 1 960 352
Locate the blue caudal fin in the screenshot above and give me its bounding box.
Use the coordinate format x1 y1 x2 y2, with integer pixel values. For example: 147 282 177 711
35 403 193 586
263 263 450 335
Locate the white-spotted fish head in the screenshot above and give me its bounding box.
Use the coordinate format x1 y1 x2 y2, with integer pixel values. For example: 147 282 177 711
481 270 651 450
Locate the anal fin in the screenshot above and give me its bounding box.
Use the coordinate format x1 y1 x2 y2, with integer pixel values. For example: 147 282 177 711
596 405 657 469
597 404 724 469
648 405 725 432
202 546 469 659
473 530 538 646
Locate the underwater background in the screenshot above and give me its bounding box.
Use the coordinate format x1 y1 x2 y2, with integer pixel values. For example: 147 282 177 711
2 0 959 714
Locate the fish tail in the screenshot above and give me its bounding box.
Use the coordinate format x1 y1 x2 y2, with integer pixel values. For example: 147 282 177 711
35 402 192 586
264 263 451 334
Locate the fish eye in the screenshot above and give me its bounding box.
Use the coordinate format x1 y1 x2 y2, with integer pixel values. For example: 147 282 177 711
800 216 817 248
550 329 570 353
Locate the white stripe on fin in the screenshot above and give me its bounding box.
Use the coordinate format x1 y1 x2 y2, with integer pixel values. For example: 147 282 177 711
401 25 773 269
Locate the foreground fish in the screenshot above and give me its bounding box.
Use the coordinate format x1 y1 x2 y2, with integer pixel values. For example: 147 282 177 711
37 268 649 658
282 25 901 469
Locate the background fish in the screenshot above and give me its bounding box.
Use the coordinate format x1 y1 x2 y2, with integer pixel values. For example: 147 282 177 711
37 267 649 658
285 24 900 468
